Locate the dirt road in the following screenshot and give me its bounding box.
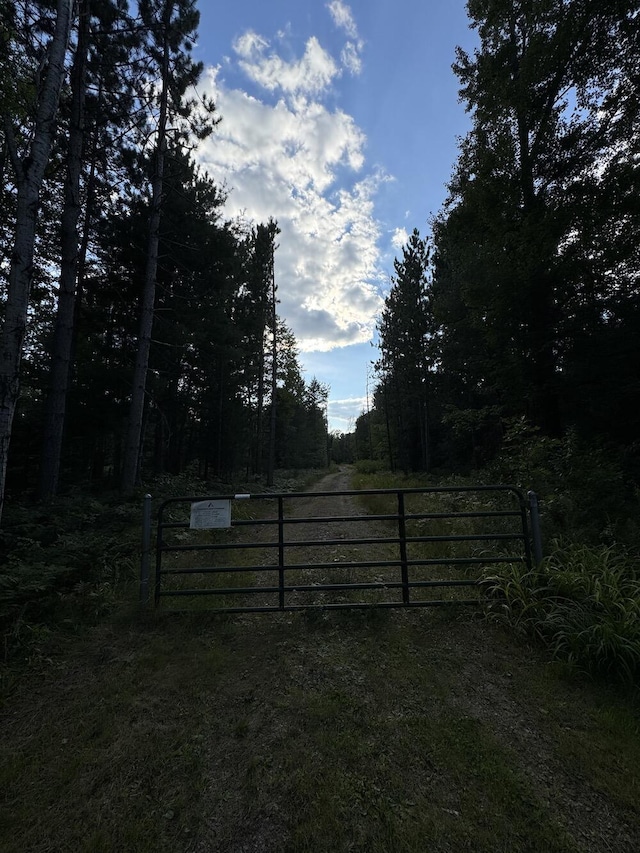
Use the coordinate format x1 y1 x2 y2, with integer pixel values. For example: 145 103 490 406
191 469 639 852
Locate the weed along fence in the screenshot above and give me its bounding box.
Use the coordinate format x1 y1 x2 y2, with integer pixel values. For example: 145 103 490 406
140 486 542 613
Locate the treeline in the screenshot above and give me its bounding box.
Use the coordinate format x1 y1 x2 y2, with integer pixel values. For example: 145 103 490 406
0 0 329 521
355 1 639 524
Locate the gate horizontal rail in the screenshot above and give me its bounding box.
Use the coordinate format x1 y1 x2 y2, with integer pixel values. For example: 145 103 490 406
143 485 536 613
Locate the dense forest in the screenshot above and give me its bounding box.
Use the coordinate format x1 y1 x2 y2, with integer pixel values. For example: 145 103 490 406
1 0 639 537
0 0 330 524
342 0 640 543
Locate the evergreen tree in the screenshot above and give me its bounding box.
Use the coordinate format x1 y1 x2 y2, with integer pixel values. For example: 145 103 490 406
377 228 433 472
38 0 146 498
0 1 333 500
235 220 280 476
120 0 218 492
0 0 73 523
431 0 640 454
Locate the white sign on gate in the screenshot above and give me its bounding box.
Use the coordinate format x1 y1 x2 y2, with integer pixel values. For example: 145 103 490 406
189 499 231 529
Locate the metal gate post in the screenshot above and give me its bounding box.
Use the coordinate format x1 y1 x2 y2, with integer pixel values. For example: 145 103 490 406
527 490 543 565
139 494 152 608
397 491 410 604
278 495 285 609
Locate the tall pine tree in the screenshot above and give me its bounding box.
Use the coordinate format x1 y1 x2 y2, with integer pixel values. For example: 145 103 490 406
431 0 640 449
377 229 433 472
0 0 73 523
120 0 217 492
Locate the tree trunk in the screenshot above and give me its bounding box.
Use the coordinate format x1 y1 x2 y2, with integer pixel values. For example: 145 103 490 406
267 260 277 487
216 365 225 477
39 0 91 500
0 0 73 524
383 380 395 472
418 396 430 473
120 31 170 493
509 16 561 436
255 347 264 476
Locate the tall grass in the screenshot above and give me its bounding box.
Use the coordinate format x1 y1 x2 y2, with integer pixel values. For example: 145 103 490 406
485 542 640 685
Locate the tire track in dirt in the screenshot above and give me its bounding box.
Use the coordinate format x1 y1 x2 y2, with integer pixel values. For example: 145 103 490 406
270 466 401 609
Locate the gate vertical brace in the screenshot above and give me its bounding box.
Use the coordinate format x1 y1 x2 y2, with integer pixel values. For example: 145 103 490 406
278 495 285 609
155 504 164 607
397 491 410 604
139 494 152 608
527 490 543 566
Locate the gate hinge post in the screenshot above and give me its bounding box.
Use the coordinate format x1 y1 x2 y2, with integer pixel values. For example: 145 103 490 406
140 493 153 609
527 490 543 566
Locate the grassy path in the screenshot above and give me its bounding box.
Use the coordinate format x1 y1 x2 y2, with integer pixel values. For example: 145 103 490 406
1 469 639 852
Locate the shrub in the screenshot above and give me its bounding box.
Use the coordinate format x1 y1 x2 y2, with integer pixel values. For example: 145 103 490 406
354 459 384 475
483 419 638 548
484 542 640 685
0 494 141 663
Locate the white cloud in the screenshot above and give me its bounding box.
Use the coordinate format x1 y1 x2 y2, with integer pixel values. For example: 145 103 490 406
391 227 409 250
233 30 268 59
327 397 367 432
341 42 362 75
328 396 368 432
327 1 358 39
327 1 364 76
329 396 367 414
233 32 339 96
199 61 387 353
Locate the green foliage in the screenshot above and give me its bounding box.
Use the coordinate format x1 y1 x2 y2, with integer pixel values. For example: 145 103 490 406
2 1 326 501
483 418 639 547
485 542 640 686
353 458 384 475
482 417 563 494
1 465 335 663
376 228 434 472
437 0 640 438
329 431 355 465
0 493 141 661
368 0 640 478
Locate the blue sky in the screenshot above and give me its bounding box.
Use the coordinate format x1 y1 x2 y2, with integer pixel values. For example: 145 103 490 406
193 1 478 432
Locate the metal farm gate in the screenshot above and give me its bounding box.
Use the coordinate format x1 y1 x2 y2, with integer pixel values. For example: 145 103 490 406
140 486 542 613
